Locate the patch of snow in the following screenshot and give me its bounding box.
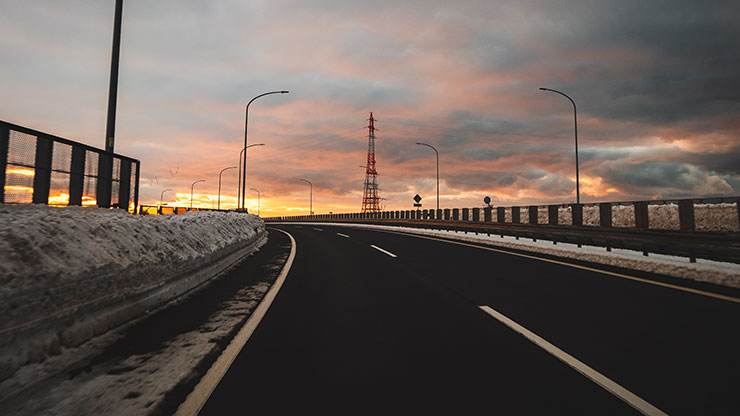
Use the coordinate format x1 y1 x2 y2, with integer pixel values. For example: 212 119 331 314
0 204 264 381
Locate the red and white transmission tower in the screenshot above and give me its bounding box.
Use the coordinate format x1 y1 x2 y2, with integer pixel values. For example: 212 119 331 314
361 112 381 213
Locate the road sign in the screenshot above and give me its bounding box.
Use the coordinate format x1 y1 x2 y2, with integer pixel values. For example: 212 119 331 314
413 194 422 203
413 203 422 207
483 196 491 204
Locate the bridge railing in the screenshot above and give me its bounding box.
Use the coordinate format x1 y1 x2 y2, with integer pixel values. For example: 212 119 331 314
265 197 740 232
1 120 140 212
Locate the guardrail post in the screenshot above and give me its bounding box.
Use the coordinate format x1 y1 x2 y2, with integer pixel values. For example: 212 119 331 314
548 205 558 225
422 209 428 219
472 207 480 222
453 208 460 220
634 201 649 229
462 208 469 221
436 209 442 219
496 207 505 223
444 208 451 220
529 205 539 224
599 203 612 227
0 123 9 203
484 207 492 222
32 135 52 204
512 207 520 223
678 199 695 231
572 204 583 226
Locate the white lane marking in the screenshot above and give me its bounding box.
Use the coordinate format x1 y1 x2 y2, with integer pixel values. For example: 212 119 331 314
371 244 397 258
376 229 740 304
337 233 350 238
313 227 323 231
174 229 297 416
478 305 669 416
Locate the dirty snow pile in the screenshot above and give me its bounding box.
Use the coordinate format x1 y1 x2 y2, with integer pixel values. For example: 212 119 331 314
0 204 264 380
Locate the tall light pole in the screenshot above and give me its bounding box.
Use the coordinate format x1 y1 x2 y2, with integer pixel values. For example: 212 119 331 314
250 187 261 216
416 142 439 210
300 179 312 215
241 91 289 211
218 166 236 210
237 143 265 209
190 179 205 210
160 188 172 207
539 87 580 204
100 0 123 208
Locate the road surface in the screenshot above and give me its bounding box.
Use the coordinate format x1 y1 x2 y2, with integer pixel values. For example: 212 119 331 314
199 224 740 415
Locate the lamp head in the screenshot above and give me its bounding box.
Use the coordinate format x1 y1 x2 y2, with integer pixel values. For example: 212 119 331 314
539 87 547 91
281 90 289 94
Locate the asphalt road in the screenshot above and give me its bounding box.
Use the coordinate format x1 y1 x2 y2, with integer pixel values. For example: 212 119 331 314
199 224 740 415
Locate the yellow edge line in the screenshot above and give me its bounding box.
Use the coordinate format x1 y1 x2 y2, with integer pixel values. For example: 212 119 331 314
380 229 740 304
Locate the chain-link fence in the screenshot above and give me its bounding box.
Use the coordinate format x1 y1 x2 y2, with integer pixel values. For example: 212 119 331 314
1 120 139 211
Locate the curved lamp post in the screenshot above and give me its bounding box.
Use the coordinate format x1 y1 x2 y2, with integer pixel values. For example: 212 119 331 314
160 188 172 207
218 166 237 210
237 143 265 209
190 179 205 210
241 90 289 210
539 87 580 204
250 187 261 216
300 178 312 215
416 142 439 210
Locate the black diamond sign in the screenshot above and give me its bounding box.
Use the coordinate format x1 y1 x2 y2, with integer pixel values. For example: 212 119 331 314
413 194 422 203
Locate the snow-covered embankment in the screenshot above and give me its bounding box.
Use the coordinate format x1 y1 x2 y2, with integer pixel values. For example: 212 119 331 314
0 204 265 381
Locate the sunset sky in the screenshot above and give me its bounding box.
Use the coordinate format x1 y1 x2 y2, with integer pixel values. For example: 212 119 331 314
1 0 739 216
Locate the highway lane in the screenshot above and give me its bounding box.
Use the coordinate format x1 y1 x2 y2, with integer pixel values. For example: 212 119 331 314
199 224 740 415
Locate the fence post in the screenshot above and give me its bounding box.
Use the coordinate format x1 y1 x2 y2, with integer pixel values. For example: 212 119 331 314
68 146 85 206
599 203 612 227
529 205 539 224
678 199 695 231
96 152 112 208
0 123 8 204
119 159 131 209
483 207 492 222
462 208 469 221
634 201 649 229
32 135 52 204
572 204 583 226
452 208 460 220
436 209 442 220
497 207 505 223
548 205 558 225
422 209 429 219
472 207 480 222
512 207 520 223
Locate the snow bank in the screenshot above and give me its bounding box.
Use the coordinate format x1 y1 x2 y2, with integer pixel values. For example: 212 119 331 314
0 204 265 381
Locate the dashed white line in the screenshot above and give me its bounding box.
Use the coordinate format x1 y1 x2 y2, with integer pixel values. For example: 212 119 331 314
337 233 350 238
370 245 397 258
478 305 668 416
313 228 323 231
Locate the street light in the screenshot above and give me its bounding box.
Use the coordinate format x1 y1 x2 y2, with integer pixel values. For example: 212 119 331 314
237 143 265 209
250 187 261 216
160 188 172 208
241 90 289 210
190 179 205 210
300 179 312 215
539 87 580 204
218 166 237 210
416 142 439 210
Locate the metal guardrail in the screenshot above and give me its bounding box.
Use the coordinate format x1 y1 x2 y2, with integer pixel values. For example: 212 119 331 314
138 205 245 215
265 198 740 263
1 120 140 211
